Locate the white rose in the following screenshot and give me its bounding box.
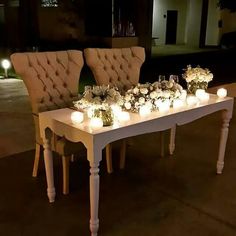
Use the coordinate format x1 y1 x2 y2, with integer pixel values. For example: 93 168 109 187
133 87 139 94
139 97 145 104
124 102 131 110
150 91 158 99
140 88 148 95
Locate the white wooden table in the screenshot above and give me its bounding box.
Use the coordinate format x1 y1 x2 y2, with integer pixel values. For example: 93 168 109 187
39 94 234 236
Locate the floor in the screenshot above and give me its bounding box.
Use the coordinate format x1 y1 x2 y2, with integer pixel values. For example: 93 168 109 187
1 49 236 235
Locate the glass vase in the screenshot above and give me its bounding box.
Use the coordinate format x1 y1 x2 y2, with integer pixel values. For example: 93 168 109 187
187 81 208 94
93 107 114 126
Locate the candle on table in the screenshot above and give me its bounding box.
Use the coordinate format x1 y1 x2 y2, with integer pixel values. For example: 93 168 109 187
118 111 130 122
186 95 198 106
217 88 227 98
139 105 151 117
90 117 103 129
71 111 84 124
173 99 184 109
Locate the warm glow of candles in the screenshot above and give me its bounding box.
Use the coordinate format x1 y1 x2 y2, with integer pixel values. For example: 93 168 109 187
217 88 227 98
139 105 151 116
71 111 84 124
186 95 198 106
90 117 103 129
158 99 171 112
173 99 184 109
195 89 205 99
117 111 130 122
179 90 187 101
200 92 210 102
195 89 210 102
111 104 122 116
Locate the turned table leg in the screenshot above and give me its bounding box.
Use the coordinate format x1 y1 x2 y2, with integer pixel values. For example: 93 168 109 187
169 125 176 155
43 137 56 203
217 110 231 174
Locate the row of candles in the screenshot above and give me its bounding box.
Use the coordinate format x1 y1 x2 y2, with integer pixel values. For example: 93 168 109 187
71 88 228 130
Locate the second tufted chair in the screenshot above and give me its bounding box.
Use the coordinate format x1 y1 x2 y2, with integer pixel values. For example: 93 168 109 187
11 50 85 195
84 47 146 172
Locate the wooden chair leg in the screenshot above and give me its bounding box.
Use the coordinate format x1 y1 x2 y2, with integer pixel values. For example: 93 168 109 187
106 144 113 173
169 125 176 155
32 143 41 177
70 154 75 162
119 139 126 169
62 155 70 195
160 131 165 157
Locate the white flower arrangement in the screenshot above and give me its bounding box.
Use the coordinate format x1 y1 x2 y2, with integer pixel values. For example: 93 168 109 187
182 65 213 83
122 78 184 112
74 85 123 110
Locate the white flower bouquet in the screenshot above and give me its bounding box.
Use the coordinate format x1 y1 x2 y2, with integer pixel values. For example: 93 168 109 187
74 85 123 126
182 65 213 94
183 65 213 83
122 78 184 112
74 85 123 110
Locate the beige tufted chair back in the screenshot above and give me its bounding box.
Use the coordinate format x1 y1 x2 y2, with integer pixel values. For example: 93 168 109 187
11 50 84 145
11 50 84 195
84 47 145 93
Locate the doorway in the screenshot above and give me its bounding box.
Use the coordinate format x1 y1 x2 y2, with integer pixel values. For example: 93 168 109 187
165 10 178 44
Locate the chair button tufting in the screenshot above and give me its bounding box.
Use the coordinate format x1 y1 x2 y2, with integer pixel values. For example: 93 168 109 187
55 71 59 76
43 86 46 91
120 65 123 69
63 83 67 88
60 95 63 99
53 84 56 89
113 55 116 60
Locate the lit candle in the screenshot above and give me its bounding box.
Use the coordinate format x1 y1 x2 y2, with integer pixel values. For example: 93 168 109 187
200 92 210 102
158 99 170 112
90 117 103 130
217 88 227 98
118 111 130 122
71 111 84 124
111 104 122 117
195 89 206 99
173 99 184 109
186 95 198 106
139 105 151 117
179 90 187 101
195 89 210 102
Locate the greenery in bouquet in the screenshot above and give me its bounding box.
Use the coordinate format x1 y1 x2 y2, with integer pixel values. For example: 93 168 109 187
122 78 184 112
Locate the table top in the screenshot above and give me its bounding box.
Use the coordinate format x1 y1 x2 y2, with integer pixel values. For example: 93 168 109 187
40 94 232 131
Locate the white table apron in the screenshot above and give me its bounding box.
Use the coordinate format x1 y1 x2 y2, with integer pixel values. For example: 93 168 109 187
39 94 234 236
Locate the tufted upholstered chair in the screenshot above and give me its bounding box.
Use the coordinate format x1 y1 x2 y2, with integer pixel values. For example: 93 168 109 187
11 50 85 195
84 47 146 172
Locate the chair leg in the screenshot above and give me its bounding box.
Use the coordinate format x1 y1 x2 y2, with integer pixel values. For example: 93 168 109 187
160 131 165 157
32 143 41 177
106 144 113 173
119 139 126 169
62 155 70 195
169 125 176 155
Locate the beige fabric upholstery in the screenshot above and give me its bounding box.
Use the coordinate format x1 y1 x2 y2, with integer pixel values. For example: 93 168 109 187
84 47 145 93
11 50 84 149
11 50 85 195
84 47 145 172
